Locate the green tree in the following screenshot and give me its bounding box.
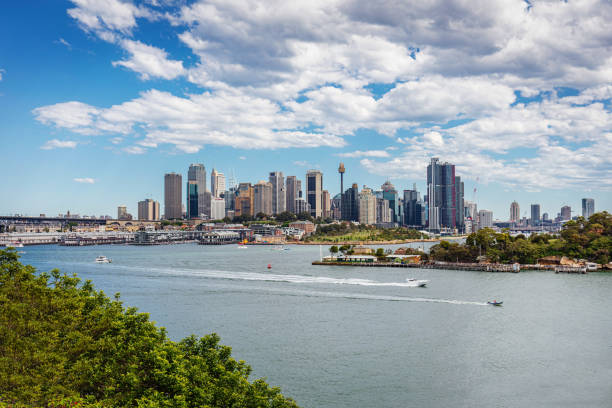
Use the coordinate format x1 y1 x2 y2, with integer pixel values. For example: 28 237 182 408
329 245 339 255
0 249 299 407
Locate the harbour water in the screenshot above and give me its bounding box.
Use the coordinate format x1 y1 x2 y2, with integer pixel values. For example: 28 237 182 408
18 244 612 407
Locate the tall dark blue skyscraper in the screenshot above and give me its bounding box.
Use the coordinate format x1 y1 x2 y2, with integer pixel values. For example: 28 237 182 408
426 158 464 232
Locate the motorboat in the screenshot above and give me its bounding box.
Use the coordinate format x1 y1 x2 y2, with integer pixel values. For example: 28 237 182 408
406 278 428 287
3 242 24 248
95 255 112 263
487 301 503 306
237 245 248 249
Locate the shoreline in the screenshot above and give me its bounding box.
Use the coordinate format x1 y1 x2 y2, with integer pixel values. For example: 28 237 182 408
290 238 441 246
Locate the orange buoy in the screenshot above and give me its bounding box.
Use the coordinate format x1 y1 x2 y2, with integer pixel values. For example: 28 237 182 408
267 264 272 269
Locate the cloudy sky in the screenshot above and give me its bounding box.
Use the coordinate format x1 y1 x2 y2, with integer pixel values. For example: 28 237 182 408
1 0 611 218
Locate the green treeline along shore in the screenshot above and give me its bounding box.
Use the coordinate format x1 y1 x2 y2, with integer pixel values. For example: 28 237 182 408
428 212 612 265
0 250 299 408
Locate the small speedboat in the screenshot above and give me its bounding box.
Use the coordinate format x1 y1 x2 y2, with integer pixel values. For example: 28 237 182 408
487 301 503 306
95 255 112 263
237 245 248 249
406 278 428 287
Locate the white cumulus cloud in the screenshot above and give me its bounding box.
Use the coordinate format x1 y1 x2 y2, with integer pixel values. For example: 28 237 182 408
41 139 78 150
74 177 95 184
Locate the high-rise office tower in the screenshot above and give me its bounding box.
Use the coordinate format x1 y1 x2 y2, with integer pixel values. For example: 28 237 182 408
358 186 376 225
376 198 391 224
164 172 182 219
321 190 331 218
582 198 594 219
285 176 301 213
478 210 493 228
235 183 253 217
211 168 225 198
381 180 399 224
117 205 127 220
427 157 463 231
269 171 286 214
138 199 160 220
188 164 206 193
186 180 199 218
530 204 541 226
510 201 520 223
560 205 571 220
306 170 323 218
253 181 273 215
342 183 359 222
403 189 419 226
455 176 464 232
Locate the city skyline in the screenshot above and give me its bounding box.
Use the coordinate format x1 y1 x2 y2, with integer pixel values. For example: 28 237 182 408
1 1 611 218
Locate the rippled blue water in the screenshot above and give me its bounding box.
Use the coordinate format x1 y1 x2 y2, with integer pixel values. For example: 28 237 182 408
18 244 612 407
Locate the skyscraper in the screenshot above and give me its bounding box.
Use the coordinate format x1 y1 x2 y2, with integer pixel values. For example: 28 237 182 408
117 205 127 220
211 168 225 198
426 157 464 231
478 210 493 228
358 186 376 225
582 198 594 219
188 164 206 193
164 172 182 219
187 180 199 218
269 171 286 214
510 201 520 223
560 205 571 220
530 204 541 226
342 183 359 222
403 189 419 226
306 170 323 218
253 181 273 215
321 190 331 218
235 183 253 217
285 176 301 214
381 180 399 224
138 199 160 220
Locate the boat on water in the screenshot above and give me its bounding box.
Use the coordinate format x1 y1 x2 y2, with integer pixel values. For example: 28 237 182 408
406 278 428 287
487 301 503 306
237 245 248 249
95 255 112 263
2 242 24 248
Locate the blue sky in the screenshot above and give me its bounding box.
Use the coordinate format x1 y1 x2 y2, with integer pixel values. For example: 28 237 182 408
1 0 611 219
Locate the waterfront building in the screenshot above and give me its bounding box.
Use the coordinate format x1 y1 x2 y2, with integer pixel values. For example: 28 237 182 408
234 183 254 217
531 204 541 226
321 190 331 218
426 158 463 232
289 220 316 235
117 205 127 220
560 205 571 220
306 170 323 218
211 168 225 198
358 187 376 225
269 171 286 214
582 198 594 219
376 198 391 224
164 172 182 219
253 181 273 215
285 176 301 213
138 199 160 221
478 210 493 228
510 201 520 223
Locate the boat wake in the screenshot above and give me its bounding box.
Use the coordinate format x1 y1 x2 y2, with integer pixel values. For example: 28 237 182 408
134 265 429 288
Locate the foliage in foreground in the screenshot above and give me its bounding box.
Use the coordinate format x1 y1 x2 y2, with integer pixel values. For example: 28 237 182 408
0 250 299 408
430 212 612 264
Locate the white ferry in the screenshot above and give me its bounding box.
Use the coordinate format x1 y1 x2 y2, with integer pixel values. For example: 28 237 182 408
95 255 112 263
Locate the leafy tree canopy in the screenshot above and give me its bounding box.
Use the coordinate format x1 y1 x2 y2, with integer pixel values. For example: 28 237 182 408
0 250 299 408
